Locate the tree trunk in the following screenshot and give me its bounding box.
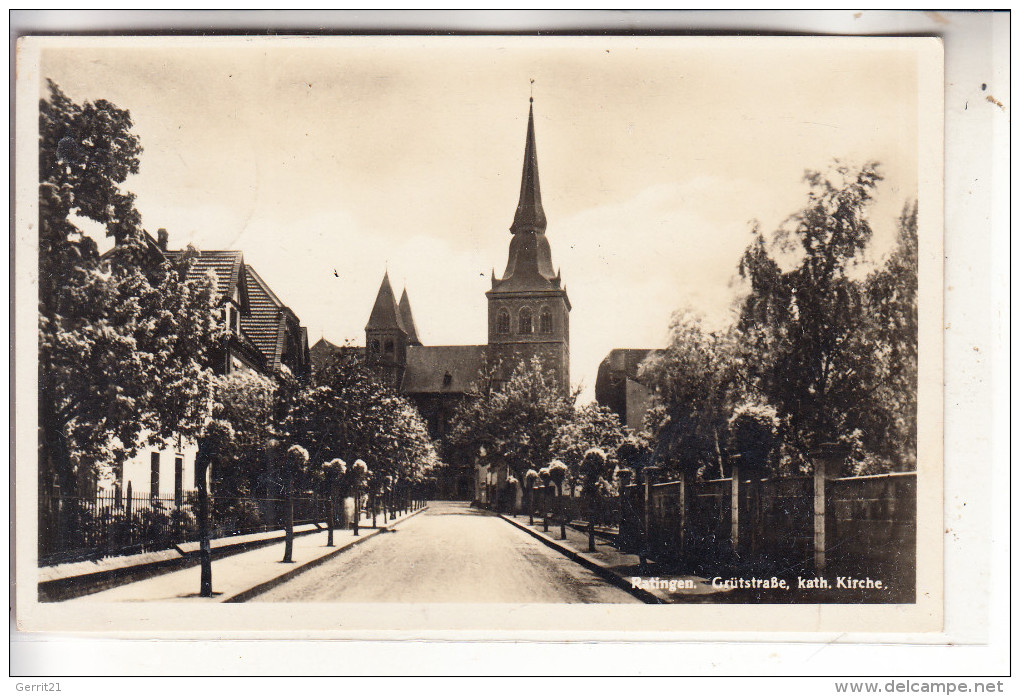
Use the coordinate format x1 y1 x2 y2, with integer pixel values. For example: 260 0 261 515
714 429 726 479
542 485 549 532
558 484 566 540
195 452 212 597
326 491 335 547
353 485 360 536
283 466 294 562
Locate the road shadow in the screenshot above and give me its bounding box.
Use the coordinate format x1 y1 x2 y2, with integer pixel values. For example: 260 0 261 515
424 501 493 517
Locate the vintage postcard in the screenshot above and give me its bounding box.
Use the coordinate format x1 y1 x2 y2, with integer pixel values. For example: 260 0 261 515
14 34 944 636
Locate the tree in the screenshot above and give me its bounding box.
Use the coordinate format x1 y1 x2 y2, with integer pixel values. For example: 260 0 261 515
446 357 577 483
547 460 569 540
39 79 143 313
638 309 739 480
194 418 233 597
208 370 279 529
551 403 624 493
726 401 780 473
579 448 610 551
284 348 438 532
861 202 918 470
282 444 309 563
321 458 346 546
351 459 368 536
293 350 437 486
736 161 885 471
38 82 224 521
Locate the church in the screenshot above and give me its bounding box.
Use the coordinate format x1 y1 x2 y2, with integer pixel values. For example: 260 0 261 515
310 100 571 494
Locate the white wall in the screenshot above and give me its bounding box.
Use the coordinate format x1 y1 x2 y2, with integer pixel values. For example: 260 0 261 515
101 435 202 501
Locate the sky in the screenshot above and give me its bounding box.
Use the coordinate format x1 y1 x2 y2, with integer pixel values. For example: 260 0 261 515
40 36 920 402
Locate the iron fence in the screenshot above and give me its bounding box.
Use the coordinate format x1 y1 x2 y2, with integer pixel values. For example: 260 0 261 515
38 487 330 567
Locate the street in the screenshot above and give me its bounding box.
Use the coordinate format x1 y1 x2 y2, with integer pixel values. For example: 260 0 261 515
253 501 641 603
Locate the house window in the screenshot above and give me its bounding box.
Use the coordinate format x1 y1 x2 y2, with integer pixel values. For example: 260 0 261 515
174 456 184 505
518 307 533 335
228 305 239 333
150 452 160 498
370 339 380 354
496 309 510 335
384 339 395 354
540 307 553 334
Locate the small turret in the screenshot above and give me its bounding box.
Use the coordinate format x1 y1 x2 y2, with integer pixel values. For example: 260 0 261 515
398 287 422 346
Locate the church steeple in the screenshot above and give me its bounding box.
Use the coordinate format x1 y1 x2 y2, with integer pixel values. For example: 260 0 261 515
365 270 410 389
365 271 403 333
510 100 547 236
486 97 571 394
493 99 558 292
398 287 422 346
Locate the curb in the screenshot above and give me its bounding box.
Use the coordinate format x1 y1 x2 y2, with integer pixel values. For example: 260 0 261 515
39 524 324 603
499 514 663 604
222 505 428 603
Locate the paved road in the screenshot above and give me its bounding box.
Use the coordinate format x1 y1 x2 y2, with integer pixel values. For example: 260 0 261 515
253 501 640 603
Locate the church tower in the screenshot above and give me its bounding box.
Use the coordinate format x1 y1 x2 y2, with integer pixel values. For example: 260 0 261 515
365 271 417 388
486 99 571 392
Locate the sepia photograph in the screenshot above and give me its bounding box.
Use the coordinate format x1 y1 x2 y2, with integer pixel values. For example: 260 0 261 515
14 32 945 636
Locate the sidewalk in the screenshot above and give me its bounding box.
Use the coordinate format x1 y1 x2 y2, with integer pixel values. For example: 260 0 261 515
69 506 427 603
499 513 732 603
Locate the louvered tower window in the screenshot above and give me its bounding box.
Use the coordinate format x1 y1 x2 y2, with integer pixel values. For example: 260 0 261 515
519 307 533 335
540 307 553 334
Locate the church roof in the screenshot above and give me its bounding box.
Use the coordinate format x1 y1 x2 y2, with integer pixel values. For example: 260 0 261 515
365 271 406 334
398 288 422 345
400 345 487 394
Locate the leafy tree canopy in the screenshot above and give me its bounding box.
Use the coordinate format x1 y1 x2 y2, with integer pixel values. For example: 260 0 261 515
38 81 223 494
446 356 577 482
736 161 886 467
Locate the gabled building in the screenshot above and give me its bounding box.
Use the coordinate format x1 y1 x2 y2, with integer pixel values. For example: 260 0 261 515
164 248 267 375
110 238 310 499
242 265 310 380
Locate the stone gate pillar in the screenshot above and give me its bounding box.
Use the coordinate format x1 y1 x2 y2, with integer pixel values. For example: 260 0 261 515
810 443 849 573
730 457 741 555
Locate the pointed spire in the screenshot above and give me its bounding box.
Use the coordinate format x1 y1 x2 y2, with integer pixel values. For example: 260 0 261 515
398 287 421 345
510 100 547 235
365 271 405 333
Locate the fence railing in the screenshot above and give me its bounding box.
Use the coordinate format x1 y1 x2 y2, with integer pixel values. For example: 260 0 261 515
37 488 332 567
